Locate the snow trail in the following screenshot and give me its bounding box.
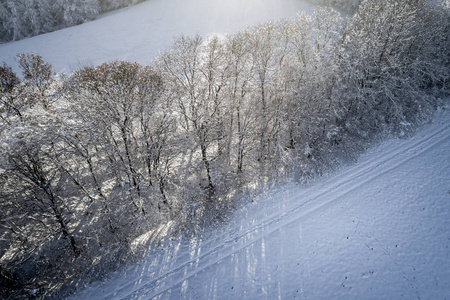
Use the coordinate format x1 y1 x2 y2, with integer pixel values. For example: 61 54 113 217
70 109 450 299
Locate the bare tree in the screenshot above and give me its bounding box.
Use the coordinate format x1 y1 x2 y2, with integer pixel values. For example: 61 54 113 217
157 35 222 196
223 32 256 175
1 124 81 258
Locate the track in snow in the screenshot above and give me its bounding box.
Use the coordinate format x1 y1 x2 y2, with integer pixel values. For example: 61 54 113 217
71 109 450 300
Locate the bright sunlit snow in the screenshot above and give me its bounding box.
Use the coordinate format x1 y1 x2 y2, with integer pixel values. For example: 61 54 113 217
0 0 314 75
68 107 450 299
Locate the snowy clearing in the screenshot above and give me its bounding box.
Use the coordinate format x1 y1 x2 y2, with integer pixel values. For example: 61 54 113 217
69 107 450 299
0 0 315 75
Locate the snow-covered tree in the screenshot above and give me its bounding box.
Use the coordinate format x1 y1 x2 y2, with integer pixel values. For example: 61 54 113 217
1 1 448 297
53 0 99 28
157 35 219 195
222 32 256 175
338 0 449 139
307 0 363 13
68 61 175 214
0 64 25 125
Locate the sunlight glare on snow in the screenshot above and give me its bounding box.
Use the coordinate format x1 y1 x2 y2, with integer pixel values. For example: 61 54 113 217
131 220 174 252
0 0 315 75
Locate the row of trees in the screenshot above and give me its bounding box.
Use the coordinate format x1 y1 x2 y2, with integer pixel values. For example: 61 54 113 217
1 0 449 298
308 0 363 13
0 0 146 42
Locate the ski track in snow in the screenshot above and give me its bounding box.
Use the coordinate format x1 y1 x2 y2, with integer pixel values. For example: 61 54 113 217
7 0 446 298
124 120 450 300
69 110 450 300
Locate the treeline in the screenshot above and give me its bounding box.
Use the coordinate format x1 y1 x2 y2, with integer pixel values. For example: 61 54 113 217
308 0 363 13
0 0 146 43
1 1 449 298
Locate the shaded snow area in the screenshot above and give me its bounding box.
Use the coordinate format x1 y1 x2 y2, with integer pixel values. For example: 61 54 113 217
0 0 314 75
69 108 450 299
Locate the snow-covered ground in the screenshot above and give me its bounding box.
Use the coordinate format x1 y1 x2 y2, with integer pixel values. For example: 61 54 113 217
0 0 314 75
2 1 449 299
68 107 450 299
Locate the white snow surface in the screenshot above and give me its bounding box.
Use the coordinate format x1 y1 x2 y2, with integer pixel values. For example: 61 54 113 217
2 1 449 299
0 0 315 75
68 108 450 299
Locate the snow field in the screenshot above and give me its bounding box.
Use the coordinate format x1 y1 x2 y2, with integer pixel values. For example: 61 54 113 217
0 0 315 75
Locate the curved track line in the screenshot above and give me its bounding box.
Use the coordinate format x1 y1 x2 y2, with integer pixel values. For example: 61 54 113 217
115 123 450 299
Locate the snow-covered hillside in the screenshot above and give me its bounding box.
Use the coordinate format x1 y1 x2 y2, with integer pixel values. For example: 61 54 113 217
1 0 448 299
0 0 314 75
68 107 450 299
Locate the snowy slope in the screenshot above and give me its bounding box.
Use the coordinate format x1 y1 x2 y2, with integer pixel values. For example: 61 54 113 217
2 1 448 299
68 107 450 299
0 0 315 75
